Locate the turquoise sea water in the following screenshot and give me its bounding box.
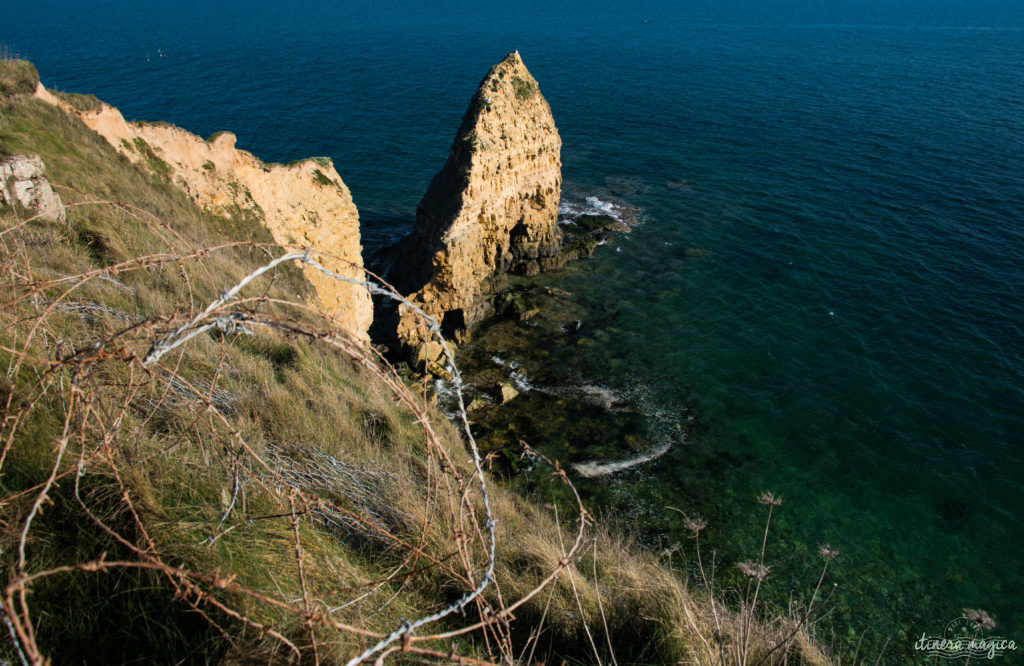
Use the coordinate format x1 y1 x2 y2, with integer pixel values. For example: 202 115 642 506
5 0 1023 658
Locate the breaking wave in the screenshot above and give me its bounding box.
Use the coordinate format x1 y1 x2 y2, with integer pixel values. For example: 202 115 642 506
558 195 639 226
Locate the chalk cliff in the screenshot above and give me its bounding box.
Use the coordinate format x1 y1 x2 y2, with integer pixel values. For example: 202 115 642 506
387 52 562 351
34 84 372 342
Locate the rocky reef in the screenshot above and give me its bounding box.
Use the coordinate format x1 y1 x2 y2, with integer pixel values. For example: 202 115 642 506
386 52 563 354
33 84 373 342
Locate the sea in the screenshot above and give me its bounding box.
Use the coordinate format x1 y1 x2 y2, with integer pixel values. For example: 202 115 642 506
5 0 1023 660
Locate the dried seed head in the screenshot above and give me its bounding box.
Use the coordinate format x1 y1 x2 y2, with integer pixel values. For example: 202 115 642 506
737 560 771 582
818 544 840 561
962 608 997 631
758 491 784 507
682 514 708 535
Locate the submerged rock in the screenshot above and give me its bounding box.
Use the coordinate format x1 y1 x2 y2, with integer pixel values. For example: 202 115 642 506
499 383 520 403
387 52 562 353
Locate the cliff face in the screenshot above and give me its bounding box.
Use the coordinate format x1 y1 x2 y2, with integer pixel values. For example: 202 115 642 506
34 84 372 342
388 52 562 349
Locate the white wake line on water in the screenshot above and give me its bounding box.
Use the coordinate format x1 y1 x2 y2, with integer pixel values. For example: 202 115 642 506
573 439 674 478
483 360 680 478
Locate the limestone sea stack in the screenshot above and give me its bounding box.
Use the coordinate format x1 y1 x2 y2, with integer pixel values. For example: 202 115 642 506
388 52 562 352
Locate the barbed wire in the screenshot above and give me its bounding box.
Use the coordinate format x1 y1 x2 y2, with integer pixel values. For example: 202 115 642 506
0 196 589 665
142 249 502 664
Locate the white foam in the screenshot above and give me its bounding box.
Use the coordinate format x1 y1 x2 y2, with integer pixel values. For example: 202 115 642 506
432 378 461 419
534 379 689 478
573 440 673 478
490 355 532 393
509 370 533 393
558 194 633 226
585 195 620 216
578 384 630 412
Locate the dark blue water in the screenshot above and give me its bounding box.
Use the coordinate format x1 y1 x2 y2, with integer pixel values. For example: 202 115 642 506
6 0 1024 656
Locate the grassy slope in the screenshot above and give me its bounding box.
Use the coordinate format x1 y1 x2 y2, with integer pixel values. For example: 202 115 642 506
0 61 830 665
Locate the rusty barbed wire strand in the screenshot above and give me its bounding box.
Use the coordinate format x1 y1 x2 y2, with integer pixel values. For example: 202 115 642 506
0 198 591 665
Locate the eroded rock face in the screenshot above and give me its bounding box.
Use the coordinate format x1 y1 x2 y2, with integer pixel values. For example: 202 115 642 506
35 87 372 343
388 52 562 350
0 154 66 223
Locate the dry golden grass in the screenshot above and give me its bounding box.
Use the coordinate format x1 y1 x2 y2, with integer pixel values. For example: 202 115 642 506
0 60 39 100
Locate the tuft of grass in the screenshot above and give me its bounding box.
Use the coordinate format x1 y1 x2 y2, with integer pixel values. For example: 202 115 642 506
512 75 537 101
0 59 39 99
311 168 334 187
136 119 176 129
131 136 171 181
205 130 231 143
54 91 102 112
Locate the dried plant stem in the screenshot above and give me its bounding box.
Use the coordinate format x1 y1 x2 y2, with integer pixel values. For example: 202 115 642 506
1 200 596 666
592 540 619 666
554 504 602 666
742 502 776 664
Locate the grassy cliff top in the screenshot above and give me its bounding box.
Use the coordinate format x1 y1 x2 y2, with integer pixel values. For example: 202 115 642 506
0 59 39 99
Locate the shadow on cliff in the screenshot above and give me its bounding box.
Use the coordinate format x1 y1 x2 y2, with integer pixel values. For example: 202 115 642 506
359 209 416 266
362 209 435 354
364 171 480 355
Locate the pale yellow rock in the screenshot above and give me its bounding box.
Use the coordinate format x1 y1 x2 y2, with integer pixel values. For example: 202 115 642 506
500 383 519 404
33 82 60 106
417 340 448 367
390 52 562 349
0 154 66 223
34 83 372 343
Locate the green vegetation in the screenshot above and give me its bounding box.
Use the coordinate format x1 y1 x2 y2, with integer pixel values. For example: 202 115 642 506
512 75 537 101
130 135 171 181
0 59 39 99
0 71 833 665
205 130 231 143
574 213 619 232
312 167 334 187
136 119 177 129
54 90 102 112
560 221 601 257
